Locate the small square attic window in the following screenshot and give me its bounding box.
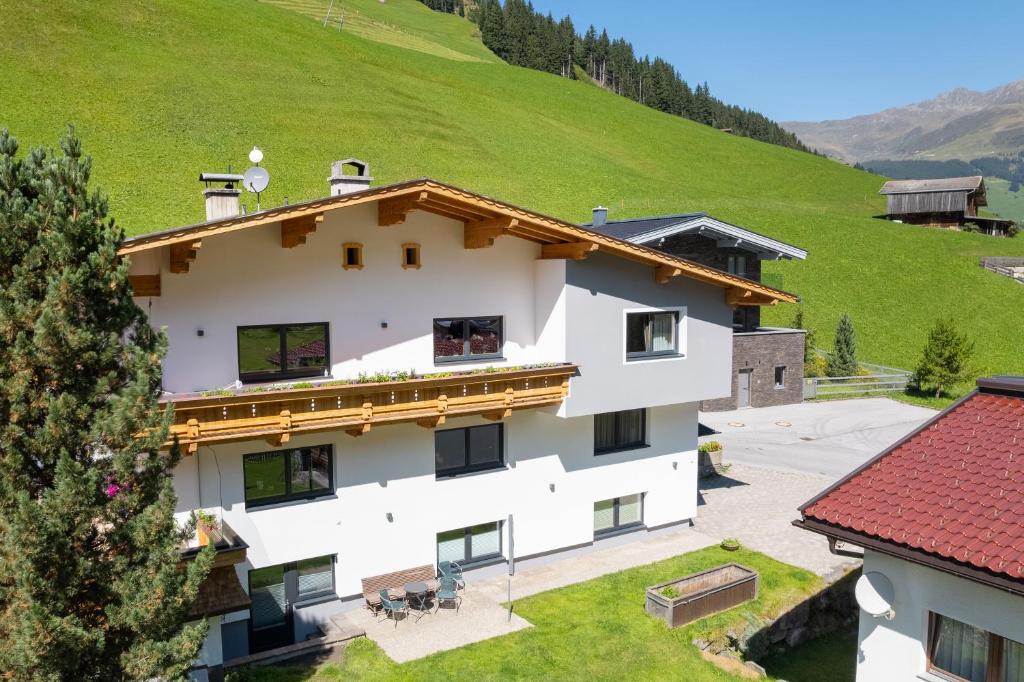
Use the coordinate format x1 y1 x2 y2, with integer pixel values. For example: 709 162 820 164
402 243 421 270
342 243 363 270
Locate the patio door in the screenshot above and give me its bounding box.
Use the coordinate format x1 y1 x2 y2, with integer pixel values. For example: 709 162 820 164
249 555 337 653
249 565 292 652
737 369 752 408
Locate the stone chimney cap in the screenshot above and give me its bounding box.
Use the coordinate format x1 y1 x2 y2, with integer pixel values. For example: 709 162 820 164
330 158 372 181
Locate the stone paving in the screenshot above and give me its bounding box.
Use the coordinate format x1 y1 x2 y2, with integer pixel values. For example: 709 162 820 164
695 463 859 579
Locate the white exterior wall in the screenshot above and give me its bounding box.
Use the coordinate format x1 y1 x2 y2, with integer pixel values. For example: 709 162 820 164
855 549 1024 682
173 403 698 604
135 205 562 394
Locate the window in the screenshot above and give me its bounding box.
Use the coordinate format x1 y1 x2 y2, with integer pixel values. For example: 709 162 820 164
626 310 679 359
435 423 504 477
402 243 421 269
727 254 747 278
243 445 333 508
433 317 502 362
593 493 644 536
774 366 786 388
437 521 503 566
928 612 1024 682
342 242 363 270
594 409 647 454
237 323 329 383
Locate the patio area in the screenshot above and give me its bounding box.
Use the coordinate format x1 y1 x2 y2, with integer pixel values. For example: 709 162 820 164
329 525 717 663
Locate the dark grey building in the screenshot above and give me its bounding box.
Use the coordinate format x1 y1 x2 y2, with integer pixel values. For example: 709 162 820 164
589 208 808 411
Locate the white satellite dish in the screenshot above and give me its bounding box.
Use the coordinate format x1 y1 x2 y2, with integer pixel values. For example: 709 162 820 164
855 571 895 620
243 166 270 194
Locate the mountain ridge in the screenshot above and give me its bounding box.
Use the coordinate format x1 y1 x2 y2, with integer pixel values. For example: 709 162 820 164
783 80 1024 162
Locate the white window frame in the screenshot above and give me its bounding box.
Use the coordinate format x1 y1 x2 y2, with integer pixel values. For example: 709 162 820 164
622 306 686 364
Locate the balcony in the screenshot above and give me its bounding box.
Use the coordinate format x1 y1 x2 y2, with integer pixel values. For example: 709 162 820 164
162 363 578 453
179 520 251 619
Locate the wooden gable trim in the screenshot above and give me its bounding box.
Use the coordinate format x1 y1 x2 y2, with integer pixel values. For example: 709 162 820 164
169 240 201 274
465 217 517 249
540 241 598 260
120 179 797 304
281 213 323 248
128 274 161 297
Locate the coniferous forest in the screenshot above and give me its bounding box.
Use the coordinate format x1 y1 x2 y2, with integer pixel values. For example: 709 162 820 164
419 0 810 152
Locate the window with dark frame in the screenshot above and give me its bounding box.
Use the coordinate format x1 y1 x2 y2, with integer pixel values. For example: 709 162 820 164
727 254 747 278
593 493 644 536
436 521 503 566
774 366 786 388
435 423 504 477
433 317 503 362
237 323 329 383
594 409 647 454
249 554 335 651
243 444 333 508
927 612 1024 682
626 311 679 359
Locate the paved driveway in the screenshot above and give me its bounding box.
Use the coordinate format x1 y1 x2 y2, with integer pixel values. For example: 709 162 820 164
693 398 936 578
699 397 937 479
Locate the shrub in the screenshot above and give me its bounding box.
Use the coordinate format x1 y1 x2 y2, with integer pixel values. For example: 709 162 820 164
698 441 722 454
661 586 681 599
914 318 976 398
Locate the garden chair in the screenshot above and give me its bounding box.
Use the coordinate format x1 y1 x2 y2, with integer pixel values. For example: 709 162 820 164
438 560 465 590
434 575 462 614
378 589 408 627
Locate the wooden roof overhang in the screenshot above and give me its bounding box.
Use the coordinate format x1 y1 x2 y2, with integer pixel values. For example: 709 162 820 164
120 178 796 306
163 363 577 453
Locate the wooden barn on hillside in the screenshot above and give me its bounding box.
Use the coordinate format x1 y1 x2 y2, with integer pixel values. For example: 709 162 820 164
878 176 1015 236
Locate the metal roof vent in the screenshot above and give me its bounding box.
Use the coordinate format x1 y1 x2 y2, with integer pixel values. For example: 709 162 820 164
329 158 373 196
592 205 608 227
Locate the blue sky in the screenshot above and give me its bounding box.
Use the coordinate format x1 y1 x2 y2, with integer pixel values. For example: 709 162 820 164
534 0 1024 122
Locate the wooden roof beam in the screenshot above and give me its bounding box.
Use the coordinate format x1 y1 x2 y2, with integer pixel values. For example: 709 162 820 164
378 191 428 226
281 212 324 248
726 287 775 306
465 217 518 249
128 274 161 297
655 264 682 284
169 240 201 274
540 241 599 260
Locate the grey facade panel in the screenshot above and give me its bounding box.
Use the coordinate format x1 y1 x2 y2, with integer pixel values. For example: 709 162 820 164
562 252 732 417
220 619 248 662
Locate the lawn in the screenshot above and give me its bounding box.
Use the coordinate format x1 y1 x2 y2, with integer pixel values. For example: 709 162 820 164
225 546 829 681
4 0 1024 384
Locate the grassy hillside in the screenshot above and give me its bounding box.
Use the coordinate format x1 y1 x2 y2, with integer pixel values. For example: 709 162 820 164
985 179 1024 223
3 0 1024 383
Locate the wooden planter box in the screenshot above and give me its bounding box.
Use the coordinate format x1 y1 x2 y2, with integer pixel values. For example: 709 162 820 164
645 563 758 628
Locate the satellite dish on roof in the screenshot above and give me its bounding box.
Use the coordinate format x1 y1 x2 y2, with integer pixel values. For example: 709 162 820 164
243 166 270 194
855 571 895 620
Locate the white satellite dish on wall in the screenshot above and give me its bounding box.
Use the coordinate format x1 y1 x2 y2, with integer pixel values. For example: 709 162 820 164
855 571 896 620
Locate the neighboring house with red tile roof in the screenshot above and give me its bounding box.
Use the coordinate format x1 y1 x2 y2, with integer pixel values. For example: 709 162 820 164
795 376 1024 682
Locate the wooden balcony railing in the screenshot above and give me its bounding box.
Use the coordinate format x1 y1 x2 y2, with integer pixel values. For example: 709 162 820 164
163 363 577 453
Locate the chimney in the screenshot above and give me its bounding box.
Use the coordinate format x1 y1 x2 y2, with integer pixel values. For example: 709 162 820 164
592 205 608 227
199 172 243 221
328 158 372 196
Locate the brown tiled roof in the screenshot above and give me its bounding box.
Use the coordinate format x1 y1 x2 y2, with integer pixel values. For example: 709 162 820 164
190 565 251 618
798 377 1024 588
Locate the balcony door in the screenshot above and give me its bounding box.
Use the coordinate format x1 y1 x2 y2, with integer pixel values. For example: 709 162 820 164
249 565 291 652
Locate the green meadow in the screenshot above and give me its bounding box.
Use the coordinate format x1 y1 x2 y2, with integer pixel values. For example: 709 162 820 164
3 0 1024 387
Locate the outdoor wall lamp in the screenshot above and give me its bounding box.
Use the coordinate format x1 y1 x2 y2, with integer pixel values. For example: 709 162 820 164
549 483 555 492
386 512 394 522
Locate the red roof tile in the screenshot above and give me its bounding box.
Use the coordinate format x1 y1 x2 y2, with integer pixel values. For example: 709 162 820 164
801 385 1024 585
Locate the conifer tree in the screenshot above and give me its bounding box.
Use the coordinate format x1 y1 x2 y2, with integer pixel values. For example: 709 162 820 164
0 127 213 680
791 306 819 375
826 313 858 377
914 318 976 398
